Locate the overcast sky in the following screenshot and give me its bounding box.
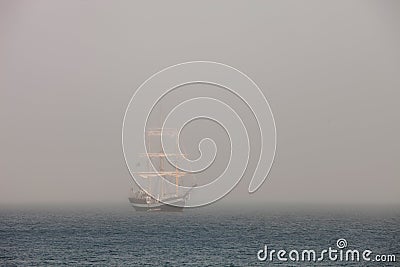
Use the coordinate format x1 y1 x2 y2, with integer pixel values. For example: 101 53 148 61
1 0 399 205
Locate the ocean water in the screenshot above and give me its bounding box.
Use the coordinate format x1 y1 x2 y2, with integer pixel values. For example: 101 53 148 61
0 204 399 266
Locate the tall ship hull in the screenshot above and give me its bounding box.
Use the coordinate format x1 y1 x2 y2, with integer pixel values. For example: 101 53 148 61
129 196 185 212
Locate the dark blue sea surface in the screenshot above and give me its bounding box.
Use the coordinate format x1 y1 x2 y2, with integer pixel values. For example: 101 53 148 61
0 204 399 266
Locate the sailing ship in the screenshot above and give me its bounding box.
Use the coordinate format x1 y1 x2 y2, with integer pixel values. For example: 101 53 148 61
129 128 193 212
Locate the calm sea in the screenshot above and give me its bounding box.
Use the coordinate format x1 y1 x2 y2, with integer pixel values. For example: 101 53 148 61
0 204 399 266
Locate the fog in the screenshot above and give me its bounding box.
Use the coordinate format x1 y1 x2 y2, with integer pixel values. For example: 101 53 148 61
1 1 399 205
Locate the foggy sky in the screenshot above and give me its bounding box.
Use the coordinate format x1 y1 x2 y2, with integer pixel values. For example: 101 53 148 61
1 0 399 205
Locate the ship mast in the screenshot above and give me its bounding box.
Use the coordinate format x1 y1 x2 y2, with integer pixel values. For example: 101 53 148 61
135 128 187 198
159 149 164 198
